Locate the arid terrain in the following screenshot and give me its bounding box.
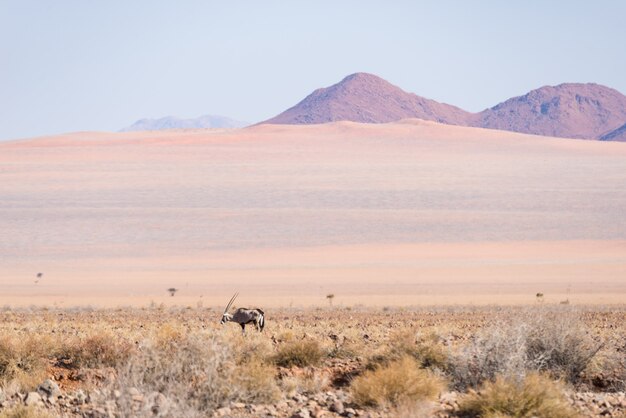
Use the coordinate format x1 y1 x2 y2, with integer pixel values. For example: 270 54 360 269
0 305 623 417
1 120 626 307
2 120 626 417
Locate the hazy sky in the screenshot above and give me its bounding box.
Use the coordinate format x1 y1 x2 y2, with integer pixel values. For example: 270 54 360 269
1 1 625 140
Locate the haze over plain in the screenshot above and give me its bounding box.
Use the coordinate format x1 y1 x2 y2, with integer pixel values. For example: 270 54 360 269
2 121 626 306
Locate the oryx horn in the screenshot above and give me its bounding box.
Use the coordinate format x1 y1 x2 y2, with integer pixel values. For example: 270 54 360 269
223 292 239 314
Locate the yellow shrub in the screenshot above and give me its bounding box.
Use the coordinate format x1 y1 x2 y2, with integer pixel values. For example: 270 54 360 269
274 339 324 367
458 373 579 418
351 356 445 407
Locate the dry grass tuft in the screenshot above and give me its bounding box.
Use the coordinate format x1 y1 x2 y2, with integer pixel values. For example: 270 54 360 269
281 369 330 396
457 373 579 418
368 329 449 371
273 339 324 368
0 335 49 391
351 356 445 407
0 405 55 418
58 332 133 369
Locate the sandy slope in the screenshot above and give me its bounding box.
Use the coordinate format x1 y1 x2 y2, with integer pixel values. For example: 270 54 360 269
1 120 625 307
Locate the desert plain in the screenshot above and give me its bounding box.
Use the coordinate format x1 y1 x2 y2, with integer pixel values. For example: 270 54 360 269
1 121 626 417
1 119 626 308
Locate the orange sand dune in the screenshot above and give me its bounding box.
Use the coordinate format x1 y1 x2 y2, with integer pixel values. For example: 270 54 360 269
1 121 625 307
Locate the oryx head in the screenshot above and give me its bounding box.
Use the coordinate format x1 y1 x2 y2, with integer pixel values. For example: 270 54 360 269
220 292 238 324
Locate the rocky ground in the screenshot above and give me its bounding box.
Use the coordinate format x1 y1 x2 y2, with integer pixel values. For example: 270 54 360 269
2 381 625 417
1 364 624 418
0 306 623 417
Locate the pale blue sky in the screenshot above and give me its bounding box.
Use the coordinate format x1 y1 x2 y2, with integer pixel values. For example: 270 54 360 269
1 1 625 140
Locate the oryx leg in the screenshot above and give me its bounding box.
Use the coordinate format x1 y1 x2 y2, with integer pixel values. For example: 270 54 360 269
240 323 246 334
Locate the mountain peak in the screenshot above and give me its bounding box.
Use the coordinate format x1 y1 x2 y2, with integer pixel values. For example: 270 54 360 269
340 72 390 84
263 73 626 140
480 82 626 139
264 73 472 125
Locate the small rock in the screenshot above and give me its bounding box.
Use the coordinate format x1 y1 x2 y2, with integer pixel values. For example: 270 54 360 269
113 390 121 399
214 406 231 417
128 387 140 396
330 401 344 414
24 391 43 406
343 407 356 417
38 378 61 398
231 401 246 409
291 408 311 418
75 389 87 405
311 406 325 418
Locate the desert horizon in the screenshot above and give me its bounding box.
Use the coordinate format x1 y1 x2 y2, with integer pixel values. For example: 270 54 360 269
2 120 625 308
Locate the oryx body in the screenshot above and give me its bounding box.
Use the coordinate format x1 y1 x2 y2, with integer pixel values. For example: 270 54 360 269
220 293 265 334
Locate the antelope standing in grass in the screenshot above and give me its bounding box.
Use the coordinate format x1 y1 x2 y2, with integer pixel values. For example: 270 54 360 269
220 292 265 334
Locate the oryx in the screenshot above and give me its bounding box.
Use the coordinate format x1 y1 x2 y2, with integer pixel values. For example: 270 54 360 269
220 292 265 334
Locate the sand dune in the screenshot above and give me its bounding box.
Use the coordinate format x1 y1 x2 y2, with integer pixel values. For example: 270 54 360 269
1 121 625 307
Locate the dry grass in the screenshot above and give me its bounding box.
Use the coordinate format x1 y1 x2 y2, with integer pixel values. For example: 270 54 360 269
280 369 330 396
0 305 622 417
450 306 604 389
350 356 445 407
108 331 280 416
0 405 55 418
457 373 579 418
58 332 134 369
273 339 325 368
0 335 49 391
369 329 449 371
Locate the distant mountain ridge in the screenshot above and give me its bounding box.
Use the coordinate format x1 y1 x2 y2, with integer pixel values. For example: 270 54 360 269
263 73 626 140
122 115 248 131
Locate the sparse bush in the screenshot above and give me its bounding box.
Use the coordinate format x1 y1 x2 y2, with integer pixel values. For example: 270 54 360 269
280 369 329 396
586 348 626 391
0 335 48 391
274 339 324 367
230 332 274 365
233 359 281 403
368 329 448 371
58 332 133 369
351 356 445 407
108 332 280 416
155 322 186 346
327 331 364 360
451 307 603 389
457 373 578 418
